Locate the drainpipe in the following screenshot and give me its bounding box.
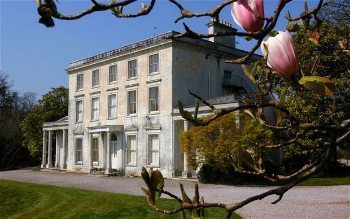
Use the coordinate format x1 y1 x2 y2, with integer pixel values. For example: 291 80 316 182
205 54 211 99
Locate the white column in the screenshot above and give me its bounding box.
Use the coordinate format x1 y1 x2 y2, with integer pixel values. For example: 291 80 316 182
105 132 111 175
55 131 59 168
46 130 53 168
182 120 191 178
41 131 47 168
89 133 93 171
61 129 67 169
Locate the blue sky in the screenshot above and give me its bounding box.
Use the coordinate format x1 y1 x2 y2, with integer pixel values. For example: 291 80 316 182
1 0 319 97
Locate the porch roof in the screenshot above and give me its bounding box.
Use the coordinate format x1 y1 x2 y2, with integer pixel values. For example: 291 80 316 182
43 116 68 130
172 94 239 117
88 125 124 133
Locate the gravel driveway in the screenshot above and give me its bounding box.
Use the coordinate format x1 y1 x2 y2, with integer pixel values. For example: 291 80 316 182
1 169 349 219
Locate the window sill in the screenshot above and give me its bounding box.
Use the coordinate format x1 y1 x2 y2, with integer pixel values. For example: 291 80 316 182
108 81 118 85
147 165 160 168
126 114 137 118
75 121 83 124
90 119 99 122
75 162 83 165
127 77 138 81
125 163 137 167
107 117 117 120
149 111 160 115
91 85 100 89
149 72 160 76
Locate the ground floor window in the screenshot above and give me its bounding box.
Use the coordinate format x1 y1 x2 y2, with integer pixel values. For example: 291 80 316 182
148 134 159 166
75 138 83 164
127 135 137 165
92 137 99 164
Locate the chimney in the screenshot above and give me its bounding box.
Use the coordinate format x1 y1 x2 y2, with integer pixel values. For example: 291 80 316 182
207 18 236 48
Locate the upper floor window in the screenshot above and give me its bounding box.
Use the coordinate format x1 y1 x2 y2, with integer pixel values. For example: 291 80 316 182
149 54 159 74
128 59 137 79
76 74 84 90
92 69 100 87
108 94 117 119
149 87 159 112
91 97 99 120
224 70 232 80
127 90 137 115
127 135 137 165
109 65 117 83
76 100 83 122
148 134 159 166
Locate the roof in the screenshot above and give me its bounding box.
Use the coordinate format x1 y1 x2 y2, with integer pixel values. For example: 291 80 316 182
204 94 238 106
67 31 261 71
67 31 177 70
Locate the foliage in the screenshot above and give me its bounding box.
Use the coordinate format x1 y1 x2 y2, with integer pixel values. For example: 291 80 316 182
275 22 350 171
0 73 36 170
319 0 350 26
21 86 68 158
180 113 273 173
0 179 237 219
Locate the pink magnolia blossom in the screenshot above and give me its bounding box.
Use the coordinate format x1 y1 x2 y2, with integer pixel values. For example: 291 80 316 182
261 31 300 80
231 0 265 32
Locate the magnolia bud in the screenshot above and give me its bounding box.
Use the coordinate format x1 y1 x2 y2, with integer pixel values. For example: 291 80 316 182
261 31 300 80
231 0 265 32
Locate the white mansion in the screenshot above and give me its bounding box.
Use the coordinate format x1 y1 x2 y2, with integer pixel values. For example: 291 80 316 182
41 21 262 178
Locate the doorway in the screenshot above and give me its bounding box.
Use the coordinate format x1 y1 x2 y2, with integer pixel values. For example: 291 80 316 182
111 132 123 171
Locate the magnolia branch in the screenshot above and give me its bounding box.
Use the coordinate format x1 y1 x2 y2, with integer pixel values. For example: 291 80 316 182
144 145 330 218
241 150 325 182
287 0 325 22
168 0 237 23
111 0 156 18
36 0 155 27
186 90 298 128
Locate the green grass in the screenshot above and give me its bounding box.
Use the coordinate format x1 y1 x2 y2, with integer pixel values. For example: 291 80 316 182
0 180 240 219
299 176 350 186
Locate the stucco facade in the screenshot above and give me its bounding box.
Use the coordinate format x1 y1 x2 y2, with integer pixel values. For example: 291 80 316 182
41 21 261 178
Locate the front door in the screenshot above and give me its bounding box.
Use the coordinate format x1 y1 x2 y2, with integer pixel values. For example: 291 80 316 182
111 132 124 172
111 141 118 169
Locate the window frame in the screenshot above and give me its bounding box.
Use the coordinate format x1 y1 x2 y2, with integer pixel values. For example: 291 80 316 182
91 69 100 87
223 70 232 80
127 90 137 116
148 86 159 113
108 64 118 84
108 93 117 119
147 134 159 167
126 134 137 166
91 96 100 121
75 99 84 123
75 138 83 165
127 59 137 79
76 73 84 91
92 137 99 165
149 53 159 75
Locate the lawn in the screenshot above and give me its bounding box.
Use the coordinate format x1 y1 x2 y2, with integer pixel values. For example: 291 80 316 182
299 176 350 186
0 180 240 219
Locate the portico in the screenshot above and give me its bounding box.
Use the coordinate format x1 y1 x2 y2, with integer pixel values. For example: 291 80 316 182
41 116 68 169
